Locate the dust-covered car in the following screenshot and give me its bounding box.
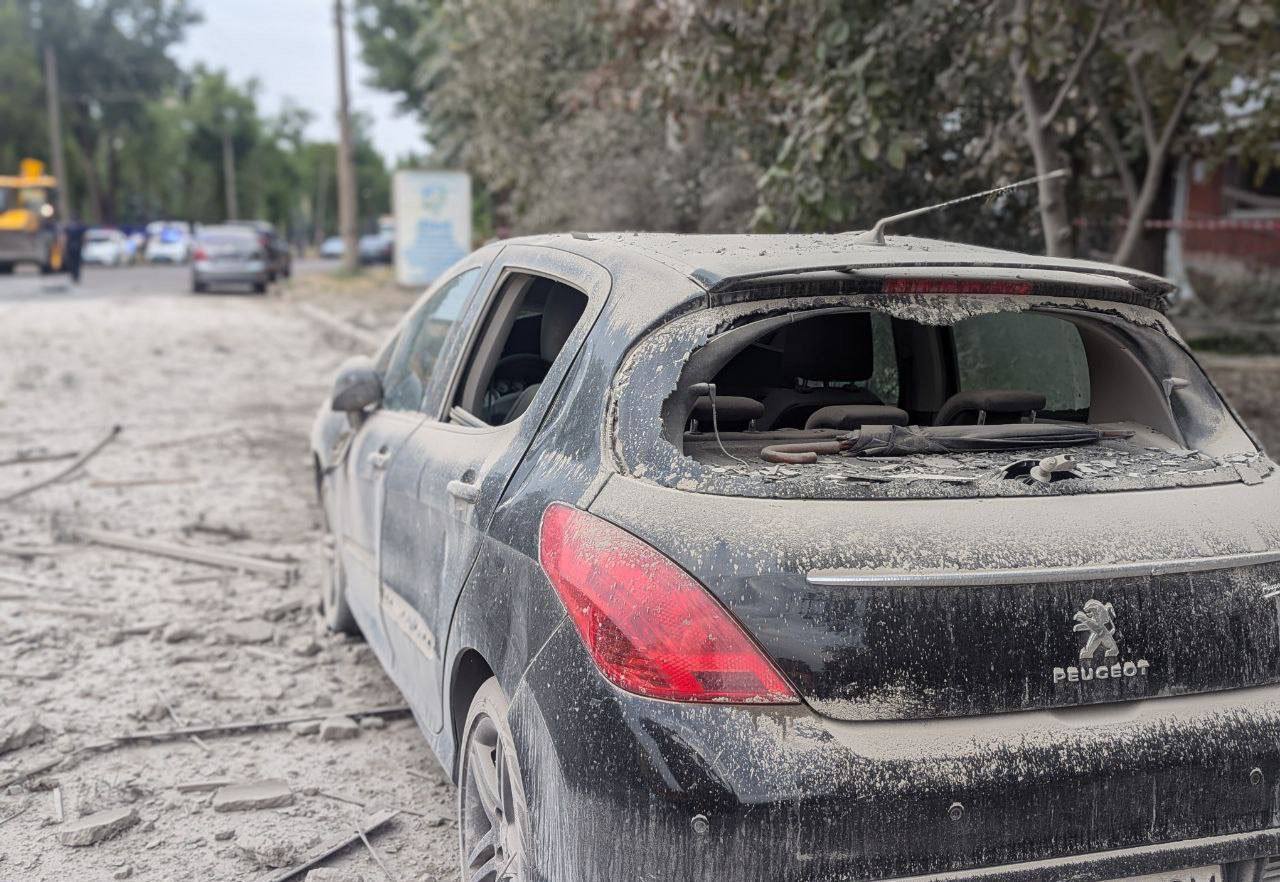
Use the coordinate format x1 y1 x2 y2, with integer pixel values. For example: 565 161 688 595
310 233 1279 882
191 225 269 293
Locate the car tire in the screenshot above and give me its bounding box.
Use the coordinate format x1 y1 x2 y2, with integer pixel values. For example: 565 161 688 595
458 677 533 882
318 476 360 636
0 263 13 275
253 281 267 294
192 280 206 293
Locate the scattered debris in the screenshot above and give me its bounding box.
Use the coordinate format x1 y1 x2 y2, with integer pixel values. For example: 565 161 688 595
319 717 360 742
112 865 133 879
62 526 297 582
305 869 367 882
222 620 275 645
161 622 202 644
212 779 295 812
295 302 383 349
112 704 410 748
175 779 236 794
58 806 139 847
357 716 385 731
0 712 47 756
0 449 78 469
356 820 401 882
53 786 64 823
0 424 122 506
258 810 397 882
238 831 308 869
289 721 321 737
0 571 64 591
214 828 236 841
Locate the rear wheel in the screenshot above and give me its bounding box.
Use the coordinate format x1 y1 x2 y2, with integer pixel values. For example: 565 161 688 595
192 279 206 293
458 678 532 882
0 263 13 275
253 281 267 294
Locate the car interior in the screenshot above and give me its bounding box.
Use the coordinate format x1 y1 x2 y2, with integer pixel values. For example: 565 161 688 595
452 272 588 426
668 306 1206 464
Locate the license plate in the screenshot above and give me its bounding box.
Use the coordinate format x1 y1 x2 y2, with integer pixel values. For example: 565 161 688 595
1110 866 1222 882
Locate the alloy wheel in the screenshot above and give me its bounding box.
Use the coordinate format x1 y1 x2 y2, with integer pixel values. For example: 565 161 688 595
460 712 530 882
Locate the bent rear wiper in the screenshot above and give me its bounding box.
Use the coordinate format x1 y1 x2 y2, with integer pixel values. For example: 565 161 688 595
761 423 1129 465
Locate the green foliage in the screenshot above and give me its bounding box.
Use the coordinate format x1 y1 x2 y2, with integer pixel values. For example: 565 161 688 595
5 1 390 236
355 0 1280 263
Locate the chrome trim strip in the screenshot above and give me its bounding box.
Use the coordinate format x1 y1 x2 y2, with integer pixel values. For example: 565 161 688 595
807 550 1280 588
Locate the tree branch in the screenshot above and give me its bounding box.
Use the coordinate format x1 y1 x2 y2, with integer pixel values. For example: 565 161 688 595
1125 52 1158 153
1083 76 1137 209
1153 61 1206 161
1043 0 1112 128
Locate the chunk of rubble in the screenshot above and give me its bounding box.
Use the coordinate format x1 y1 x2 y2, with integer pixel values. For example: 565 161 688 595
319 716 359 741
212 779 294 812
306 869 366 882
0 712 46 755
237 832 304 868
222 620 274 645
288 720 321 737
162 622 202 644
357 716 385 731
59 807 140 847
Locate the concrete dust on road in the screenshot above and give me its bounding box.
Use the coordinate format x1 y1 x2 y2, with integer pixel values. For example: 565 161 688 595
0 275 457 881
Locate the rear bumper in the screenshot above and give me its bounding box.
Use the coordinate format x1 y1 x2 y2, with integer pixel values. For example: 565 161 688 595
193 268 268 285
514 622 1280 882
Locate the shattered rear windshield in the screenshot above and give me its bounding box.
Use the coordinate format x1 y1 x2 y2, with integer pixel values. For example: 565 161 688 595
608 292 1267 500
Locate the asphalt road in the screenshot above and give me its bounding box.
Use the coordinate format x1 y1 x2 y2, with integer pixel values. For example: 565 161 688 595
0 258 337 303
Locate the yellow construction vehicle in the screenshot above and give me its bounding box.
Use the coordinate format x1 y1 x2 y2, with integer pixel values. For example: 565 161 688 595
0 158 65 274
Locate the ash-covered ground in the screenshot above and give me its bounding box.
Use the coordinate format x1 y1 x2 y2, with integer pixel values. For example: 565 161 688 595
0 268 450 881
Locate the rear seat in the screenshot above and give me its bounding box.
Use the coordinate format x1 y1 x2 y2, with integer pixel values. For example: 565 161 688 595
757 314 882 429
934 389 1046 426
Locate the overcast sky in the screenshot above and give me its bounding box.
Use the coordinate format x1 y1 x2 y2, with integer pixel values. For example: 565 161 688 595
174 0 425 164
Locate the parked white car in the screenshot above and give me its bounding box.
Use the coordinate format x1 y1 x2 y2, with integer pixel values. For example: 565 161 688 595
81 229 130 266
145 222 193 264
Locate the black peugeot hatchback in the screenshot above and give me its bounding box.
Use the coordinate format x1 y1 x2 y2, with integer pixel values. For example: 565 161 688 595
311 233 1280 882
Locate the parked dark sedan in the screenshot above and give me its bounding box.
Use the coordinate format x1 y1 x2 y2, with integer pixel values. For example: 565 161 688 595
310 233 1280 882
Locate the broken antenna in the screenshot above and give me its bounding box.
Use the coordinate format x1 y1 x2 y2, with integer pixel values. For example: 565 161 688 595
850 168 1068 246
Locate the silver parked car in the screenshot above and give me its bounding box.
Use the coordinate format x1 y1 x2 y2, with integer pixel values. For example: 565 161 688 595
191 225 269 294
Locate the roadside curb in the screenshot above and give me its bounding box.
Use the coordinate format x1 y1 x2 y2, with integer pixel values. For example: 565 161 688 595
293 301 382 350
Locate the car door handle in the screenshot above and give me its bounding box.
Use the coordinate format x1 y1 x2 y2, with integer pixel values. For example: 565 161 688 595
367 448 391 470
447 479 480 504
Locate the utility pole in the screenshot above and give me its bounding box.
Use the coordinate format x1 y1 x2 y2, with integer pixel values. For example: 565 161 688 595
313 155 329 250
333 0 359 273
42 46 70 221
221 112 239 221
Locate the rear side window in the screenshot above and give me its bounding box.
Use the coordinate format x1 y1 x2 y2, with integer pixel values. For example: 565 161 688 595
953 312 1090 413
382 267 481 411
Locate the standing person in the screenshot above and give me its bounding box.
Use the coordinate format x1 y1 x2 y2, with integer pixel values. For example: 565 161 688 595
63 217 86 284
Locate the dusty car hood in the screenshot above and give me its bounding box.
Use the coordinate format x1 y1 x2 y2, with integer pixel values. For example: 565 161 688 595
590 473 1280 720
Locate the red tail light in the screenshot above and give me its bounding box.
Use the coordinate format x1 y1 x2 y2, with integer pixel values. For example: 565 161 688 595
538 503 797 704
193 247 208 261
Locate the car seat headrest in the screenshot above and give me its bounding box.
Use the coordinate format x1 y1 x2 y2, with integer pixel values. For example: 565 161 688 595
934 389 1047 426
805 404 910 431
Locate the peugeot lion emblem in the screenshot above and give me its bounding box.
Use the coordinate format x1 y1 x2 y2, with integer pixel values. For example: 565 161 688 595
1052 599 1151 685
1073 599 1119 660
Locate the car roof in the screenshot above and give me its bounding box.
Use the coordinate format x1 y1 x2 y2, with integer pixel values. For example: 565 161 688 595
504 231 1175 299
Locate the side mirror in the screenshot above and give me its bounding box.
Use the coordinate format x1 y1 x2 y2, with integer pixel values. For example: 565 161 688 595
331 356 383 414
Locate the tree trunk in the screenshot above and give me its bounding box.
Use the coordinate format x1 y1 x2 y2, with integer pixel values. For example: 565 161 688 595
1011 55 1074 257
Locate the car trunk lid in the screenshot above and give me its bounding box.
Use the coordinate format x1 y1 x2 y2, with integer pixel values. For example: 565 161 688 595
588 474 1280 721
